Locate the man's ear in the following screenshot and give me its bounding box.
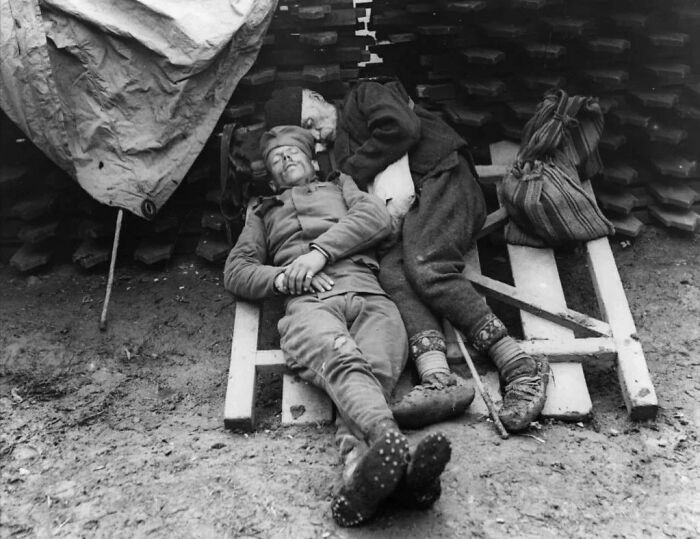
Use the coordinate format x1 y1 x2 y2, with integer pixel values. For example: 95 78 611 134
267 178 278 193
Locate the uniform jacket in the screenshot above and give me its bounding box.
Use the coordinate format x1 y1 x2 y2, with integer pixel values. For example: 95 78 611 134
333 81 468 191
224 173 391 301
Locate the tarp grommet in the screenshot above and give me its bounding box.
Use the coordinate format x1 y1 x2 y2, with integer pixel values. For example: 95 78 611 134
141 199 157 220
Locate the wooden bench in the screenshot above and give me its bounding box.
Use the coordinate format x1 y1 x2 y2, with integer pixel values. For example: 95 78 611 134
224 141 658 431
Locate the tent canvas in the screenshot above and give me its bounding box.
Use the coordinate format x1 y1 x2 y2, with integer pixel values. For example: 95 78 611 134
0 0 277 219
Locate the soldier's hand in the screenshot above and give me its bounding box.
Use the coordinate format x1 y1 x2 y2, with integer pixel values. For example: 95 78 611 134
309 271 334 293
285 250 327 295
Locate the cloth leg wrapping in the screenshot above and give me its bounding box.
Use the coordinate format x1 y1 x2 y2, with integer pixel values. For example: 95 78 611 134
409 330 450 379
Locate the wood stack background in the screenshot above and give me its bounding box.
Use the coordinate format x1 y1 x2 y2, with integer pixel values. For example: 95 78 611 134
362 0 700 237
1 0 698 272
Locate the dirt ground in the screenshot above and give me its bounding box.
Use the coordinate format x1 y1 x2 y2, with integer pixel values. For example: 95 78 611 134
1 226 698 539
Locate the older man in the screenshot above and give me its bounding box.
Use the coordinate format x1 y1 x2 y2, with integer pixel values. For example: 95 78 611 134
224 125 452 527
264 83 550 433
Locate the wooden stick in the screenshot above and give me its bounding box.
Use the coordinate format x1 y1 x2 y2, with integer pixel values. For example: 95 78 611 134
99 209 123 332
475 207 509 240
464 270 612 337
454 329 509 440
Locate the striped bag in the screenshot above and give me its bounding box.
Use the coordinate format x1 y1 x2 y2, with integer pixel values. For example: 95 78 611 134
501 89 614 247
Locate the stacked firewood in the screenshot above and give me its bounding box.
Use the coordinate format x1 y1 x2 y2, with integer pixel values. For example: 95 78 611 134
4 0 699 273
362 0 700 236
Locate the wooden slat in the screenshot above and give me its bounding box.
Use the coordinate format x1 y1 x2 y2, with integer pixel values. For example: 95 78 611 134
648 205 700 232
609 214 644 238
581 182 657 419
9 242 52 272
281 374 334 425
255 349 287 370
543 362 594 418
224 301 260 431
475 207 508 239
585 238 658 419
448 336 617 363
464 271 612 337
475 164 509 184
490 140 592 420
520 337 616 362
507 245 593 420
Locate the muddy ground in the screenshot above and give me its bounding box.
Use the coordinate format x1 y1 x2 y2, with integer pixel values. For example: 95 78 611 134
0 226 698 539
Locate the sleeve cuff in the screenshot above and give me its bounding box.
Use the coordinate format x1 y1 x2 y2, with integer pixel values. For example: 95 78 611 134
310 243 330 261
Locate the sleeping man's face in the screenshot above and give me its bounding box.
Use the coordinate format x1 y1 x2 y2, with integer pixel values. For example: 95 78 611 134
266 144 316 191
301 89 337 144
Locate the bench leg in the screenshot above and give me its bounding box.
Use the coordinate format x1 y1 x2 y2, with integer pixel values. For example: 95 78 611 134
224 301 260 431
586 238 658 420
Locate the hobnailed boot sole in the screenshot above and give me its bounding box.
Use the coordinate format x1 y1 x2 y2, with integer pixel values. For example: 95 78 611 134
331 430 409 527
391 432 452 510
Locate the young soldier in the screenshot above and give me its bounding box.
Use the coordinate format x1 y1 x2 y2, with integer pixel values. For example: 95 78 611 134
224 126 452 527
264 84 550 433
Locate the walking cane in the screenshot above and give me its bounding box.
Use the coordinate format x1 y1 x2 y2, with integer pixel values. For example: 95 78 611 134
454 329 510 440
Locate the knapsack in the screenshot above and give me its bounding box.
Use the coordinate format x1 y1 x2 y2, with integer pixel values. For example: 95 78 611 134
500 89 614 247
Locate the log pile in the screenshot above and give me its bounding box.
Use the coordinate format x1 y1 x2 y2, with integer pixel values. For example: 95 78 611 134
2 0 699 273
362 0 700 236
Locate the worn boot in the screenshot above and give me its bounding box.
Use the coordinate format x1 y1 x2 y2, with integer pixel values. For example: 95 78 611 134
390 331 474 429
493 339 550 432
391 373 474 429
390 432 451 509
469 315 550 433
331 419 409 527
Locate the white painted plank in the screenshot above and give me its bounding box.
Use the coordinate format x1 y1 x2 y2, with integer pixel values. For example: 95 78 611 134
490 140 592 420
507 245 592 420
585 237 658 419
255 349 287 370
281 374 334 426
224 301 260 430
582 182 658 419
449 336 617 363
520 337 616 362
464 269 612 336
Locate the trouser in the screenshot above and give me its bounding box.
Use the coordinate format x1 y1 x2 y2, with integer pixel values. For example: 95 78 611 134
378 153 492 347
279 292 408 452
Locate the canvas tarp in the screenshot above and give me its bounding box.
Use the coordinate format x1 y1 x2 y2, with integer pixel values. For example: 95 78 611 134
0 0 276 219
